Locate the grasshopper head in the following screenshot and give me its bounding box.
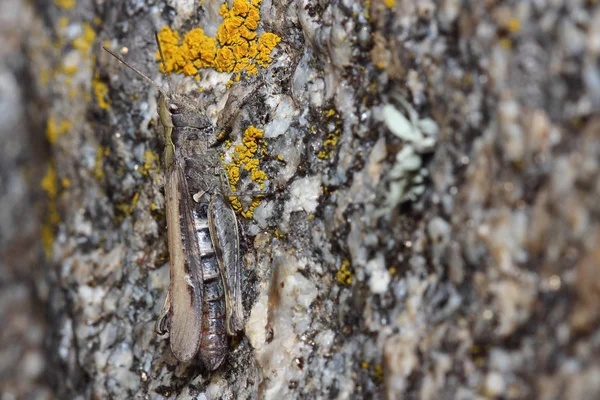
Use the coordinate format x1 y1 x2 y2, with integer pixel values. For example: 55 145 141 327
161 92 211 131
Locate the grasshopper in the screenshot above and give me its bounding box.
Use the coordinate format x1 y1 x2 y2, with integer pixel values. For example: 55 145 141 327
103 36 243 370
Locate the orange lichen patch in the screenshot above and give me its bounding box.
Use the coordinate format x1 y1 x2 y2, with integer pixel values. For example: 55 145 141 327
187 32 217 66
46 117 72 144
156 0 280 79
255 32 280 67
224 125 268 218
93 73 110 109
54 0 76 10
214 45 236 73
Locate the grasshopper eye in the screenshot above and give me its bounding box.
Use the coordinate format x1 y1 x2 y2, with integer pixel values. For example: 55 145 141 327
169 104 180 114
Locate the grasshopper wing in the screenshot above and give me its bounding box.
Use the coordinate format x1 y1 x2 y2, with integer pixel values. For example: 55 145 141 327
208 195 244 334
164 161 204 362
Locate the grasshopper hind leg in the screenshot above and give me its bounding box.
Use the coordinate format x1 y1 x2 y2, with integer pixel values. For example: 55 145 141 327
208 195 244 335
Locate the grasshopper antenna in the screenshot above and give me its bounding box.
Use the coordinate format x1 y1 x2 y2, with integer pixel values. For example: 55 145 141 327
155 31 173 94
103 46 168 97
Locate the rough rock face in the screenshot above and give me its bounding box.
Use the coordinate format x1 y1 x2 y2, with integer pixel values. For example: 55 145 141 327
2 0 600 399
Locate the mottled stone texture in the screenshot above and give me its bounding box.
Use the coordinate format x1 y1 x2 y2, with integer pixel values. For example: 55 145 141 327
2 0 600 399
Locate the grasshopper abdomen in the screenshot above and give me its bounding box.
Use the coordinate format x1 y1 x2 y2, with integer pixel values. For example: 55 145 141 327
193 203 229 370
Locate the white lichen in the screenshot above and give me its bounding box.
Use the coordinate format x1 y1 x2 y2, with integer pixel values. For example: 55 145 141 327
379 96 439 209
280 175 322 231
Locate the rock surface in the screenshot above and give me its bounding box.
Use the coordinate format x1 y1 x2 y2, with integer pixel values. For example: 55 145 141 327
1 0 600 399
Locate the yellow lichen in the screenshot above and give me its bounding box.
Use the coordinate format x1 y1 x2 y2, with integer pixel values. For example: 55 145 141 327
317 113 343 160
156 0 280 80
54 0 75 10
336 259 353 285
224 125 268 218
382 0 395 8
61 65 78 75
93 73 110 109
117 191 140 216
94 145 108 180
499 37 512 50
46 117 71 144
41 165 58 200
141 151 160 176
274 227 286 238
41 164 61 259
373 364 384 383
39 69 50 87
255 32 281 67
73 23 96 54
507 18 521 33
46 118 58 144
58 17 69 28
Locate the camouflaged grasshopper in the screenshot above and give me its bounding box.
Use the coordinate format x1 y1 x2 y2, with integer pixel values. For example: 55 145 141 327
103 37 243 370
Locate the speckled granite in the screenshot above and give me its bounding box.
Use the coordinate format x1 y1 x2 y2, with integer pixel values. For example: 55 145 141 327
2 0 600 399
